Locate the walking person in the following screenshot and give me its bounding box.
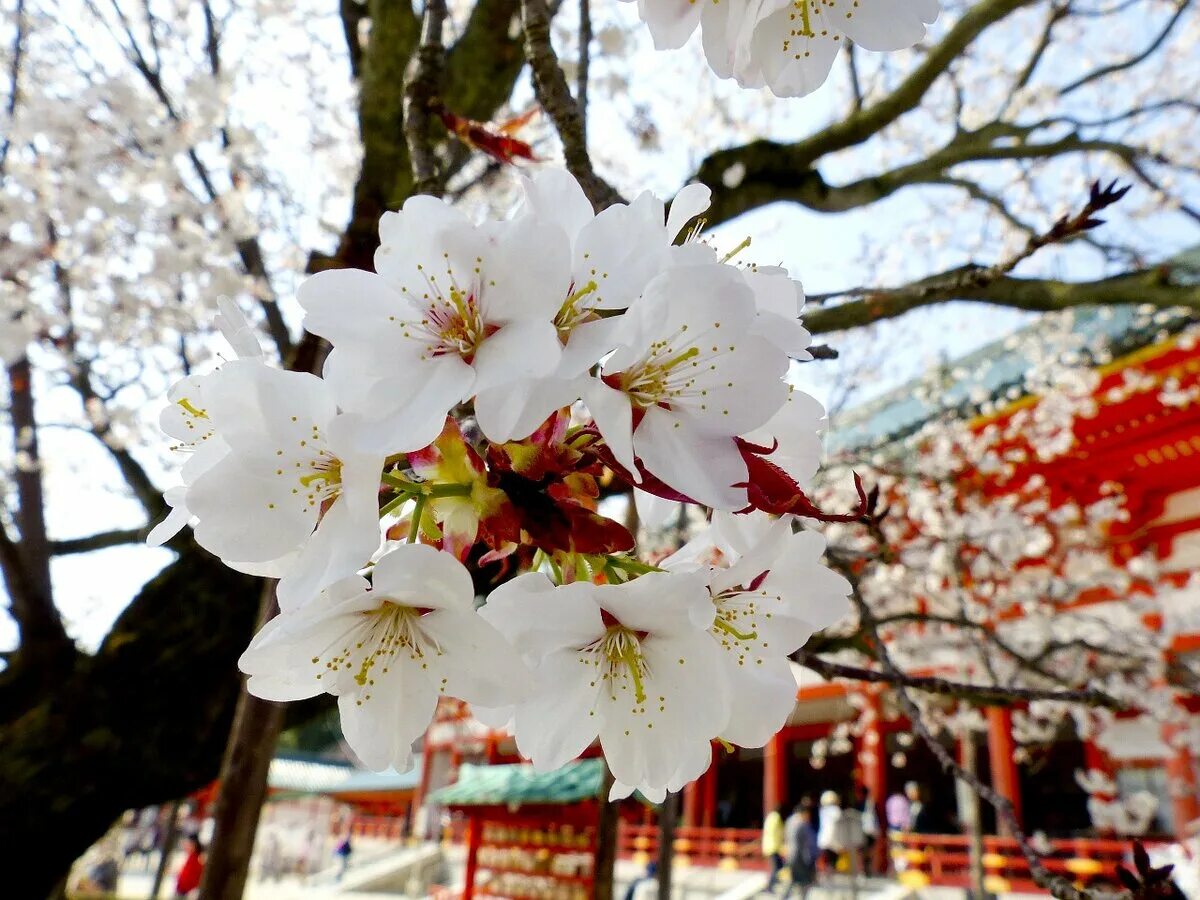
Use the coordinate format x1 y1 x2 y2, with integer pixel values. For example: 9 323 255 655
816 791 844 874
335 831 354 880
175 835 204 899
784 804 819 900
763 803 788 893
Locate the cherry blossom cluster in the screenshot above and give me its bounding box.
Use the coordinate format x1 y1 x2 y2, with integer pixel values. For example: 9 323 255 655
152 168 852 799
624 0 941 97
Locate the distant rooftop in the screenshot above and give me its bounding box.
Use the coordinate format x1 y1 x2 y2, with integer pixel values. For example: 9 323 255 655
268 751 422 797
826 248 1200 454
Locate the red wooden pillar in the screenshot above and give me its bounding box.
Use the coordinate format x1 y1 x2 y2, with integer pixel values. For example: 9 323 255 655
1163 720 1200 835
764 731 788 820
859 689 888 803
683 780 701 827
412 744 437 836
986 707 1023 832
462 813 481 900
702 746 718 827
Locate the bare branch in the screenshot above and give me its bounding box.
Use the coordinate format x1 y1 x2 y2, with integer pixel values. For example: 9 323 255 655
792 649 1124 709
846 582 1124 900
1060 0 1189 96
0 0 26 174
51 528 150 556
403 0 449 197
519 0 623 211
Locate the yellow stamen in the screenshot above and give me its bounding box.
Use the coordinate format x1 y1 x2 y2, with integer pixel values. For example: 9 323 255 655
176 398 208 419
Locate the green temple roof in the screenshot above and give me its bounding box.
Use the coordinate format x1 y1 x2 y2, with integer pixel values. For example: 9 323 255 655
430 758 605 807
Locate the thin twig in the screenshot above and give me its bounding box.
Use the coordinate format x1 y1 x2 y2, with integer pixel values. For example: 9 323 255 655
519 0 622 211
846 575 1125 900
0 0 27 174
807 179 1131 308
792 649 1124 709
404 0 448 197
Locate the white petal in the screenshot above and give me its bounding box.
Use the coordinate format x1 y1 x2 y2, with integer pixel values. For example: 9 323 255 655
512 649 604 772
583 377 638 479
598 630 729 795
752 5 842 98
370 543 475 611
474 377 579 444
481 575 606 660
275 453 383 611
298 268 416 351
594 570 713 635
478 215 573 323
471 319 562 396
147 487 190 546
634 409 747 509
665 183 712 239
189 452 318 564
215 296 264 359
719 654 797 748
518 169 595 243
572 204 670 311
636 0 702 49
339 666 437 772
422 609 534 707
633 488 681 531
351 354 475 454
840 0 938 51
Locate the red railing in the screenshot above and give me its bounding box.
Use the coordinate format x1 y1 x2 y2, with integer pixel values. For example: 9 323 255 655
888 833 1146 894
618 824 767 870
349 813 409 841
373 816 1154 895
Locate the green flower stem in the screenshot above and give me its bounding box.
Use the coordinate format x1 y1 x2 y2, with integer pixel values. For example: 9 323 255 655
408 494 427 544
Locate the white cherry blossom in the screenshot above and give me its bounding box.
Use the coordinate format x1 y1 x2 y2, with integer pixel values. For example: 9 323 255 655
298 195 572 451
585 264 790 508
183 360 385 610
744 0 941 96
239 544 531 772
625 0 941 97
479 570 730 801
475 171 714 443
665 511 851 747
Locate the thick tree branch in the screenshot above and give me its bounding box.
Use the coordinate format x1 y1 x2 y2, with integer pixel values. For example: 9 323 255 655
4 360 72 666
519 0 622 211
404 0 448 197
806 266 1193 334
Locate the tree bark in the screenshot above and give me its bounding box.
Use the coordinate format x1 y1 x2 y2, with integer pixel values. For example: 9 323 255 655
593 763 618 900
656 791 679 900
0 549 259 900
200 583 286 899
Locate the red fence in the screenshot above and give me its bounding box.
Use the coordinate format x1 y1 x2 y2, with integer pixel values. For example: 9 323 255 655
349 813 409 841
618 824 766 870
887 833 1142 894
415 816 1155 895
